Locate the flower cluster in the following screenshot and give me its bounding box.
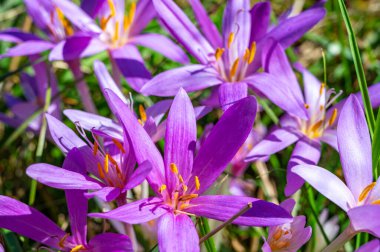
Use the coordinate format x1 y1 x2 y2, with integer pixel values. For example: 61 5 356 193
1 0 380 252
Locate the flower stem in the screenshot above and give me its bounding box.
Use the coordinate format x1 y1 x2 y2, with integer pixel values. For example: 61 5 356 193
322 225 355 252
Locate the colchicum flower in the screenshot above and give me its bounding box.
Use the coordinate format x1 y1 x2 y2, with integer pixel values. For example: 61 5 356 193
141 0 325 110
262 199 312 252
355 239 380 252
292 95 380 250
245 44 380 196
89 89 292 251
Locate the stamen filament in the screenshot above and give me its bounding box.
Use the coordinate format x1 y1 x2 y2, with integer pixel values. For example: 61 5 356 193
107 0 116 17
97 162 105 179
93 142 99 155
59 233 70 248
230 58 239 78
112 139 126 153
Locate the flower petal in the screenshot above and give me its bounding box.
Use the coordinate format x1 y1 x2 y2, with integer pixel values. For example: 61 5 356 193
141 64 221 97
249 2 271 42
0 28 41 43
292 164 355 211
348 205 380 237
89 233 133 252
89 197 167 224
157 213 200 252
187 195 292 226
337 95 372 200
1 41 54 58
320 129 338 151
85 187 121 202
124 160 152 191
145 99 172 124
218 82 248 111
129 0 156 36
66 189 88 245
189 96 257 193
356 239 380 252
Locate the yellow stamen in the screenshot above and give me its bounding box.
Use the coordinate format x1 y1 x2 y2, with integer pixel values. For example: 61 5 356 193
93 141 99 155
56 7 73 36
195 176 200 191
182 184 188 192
304 104 310 109
371 199 380 205
112 139 126 153
178 174 184 184
273 228 282 240
179 194 198 201
227 32 234 49
100 16 112 30
248 41 256 64
108 155 117 165
97 162 105 179
59 233 70 248
271 241 290 250
230 58 239 78
179 203 190 210
139 104 147 123
320 105 324 111
319 83 326 95
123 2 136 31
359 182 376 202
104 154 109 173
310 120 323 132
170 163 179 174
243 48 250 62
113 21 120 42
159 184 167 193
215 48 225 61
71 245 85 252
328 108 338 126
138 119 143 125
107 0 116 17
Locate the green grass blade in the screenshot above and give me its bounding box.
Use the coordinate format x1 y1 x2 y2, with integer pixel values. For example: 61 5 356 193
372 109 380 178
338 0 375 138
198 217 217 252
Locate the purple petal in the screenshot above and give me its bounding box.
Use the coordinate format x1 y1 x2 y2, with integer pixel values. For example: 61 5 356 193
320 129 338 151
141 64 221 97
249 2 271 42
24 0 52 32
348 205 380 237
27 163 103 190
0 28 42 43
164 89 196 186
49 36 107 61
356 239 380 252
80 0 105 18
1 41 54 58
104 89 165 193
189 96 257 193
152 0 214 64
85 187 121 202
245 128 300 162
146 99 172 124
285 139 321 196
124 160 152 191
218 82 248 111
157 213 200 252
288 217 312 251
0 196 65 249
132 34 189 64
89 233 133 252
129 0 156 36
246 73 307 119
280 198 296 214
110 44 151 91
292 164 355 211
337 95 372 201
187 195 292 226
66 190 88 245
89 197 167 224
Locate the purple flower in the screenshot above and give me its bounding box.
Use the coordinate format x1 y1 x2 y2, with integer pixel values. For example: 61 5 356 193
0 193 132 251
356 239 380 252
292 95 380 239
245 45 380 196
88 88 292 251
262 199 311 252
141 0 325 110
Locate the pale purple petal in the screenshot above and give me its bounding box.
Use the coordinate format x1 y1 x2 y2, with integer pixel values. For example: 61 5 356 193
280 198 296 214
85 187 121 202
157 213 200 252
66 190 88 245
0 28 42 43
245 128 300 162
250 2 271 42
1 41 54 58
89 197 167 224
89 233 133 252
320 129 338 151
218 82 248 111
164 89 196 188
129 0 156 36
141 64 221 97
348 205 380 237
337 95 372 201
261 240 272 252
187 195 292 226
132 34 189 64
292 164 355 211
145 99 172 124
356 239 380 252
124 160 152 191
288 218 312 251
189 96 257 193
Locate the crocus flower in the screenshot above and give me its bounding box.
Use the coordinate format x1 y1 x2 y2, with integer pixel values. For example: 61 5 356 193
0 156 132 251
89 88 292 251
262 199 312 252
292 95 380 250
0 61 60 132
48 0 189 91
356 239 380 252
141 0 325 111
245 43 380 196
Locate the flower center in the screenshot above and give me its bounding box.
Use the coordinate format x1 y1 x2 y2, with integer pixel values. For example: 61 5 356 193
358 182 380 205
268 225 292 251
213 32 256 82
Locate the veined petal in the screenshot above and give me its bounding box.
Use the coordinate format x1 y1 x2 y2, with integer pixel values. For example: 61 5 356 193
249 2 271 42
145 99 172 124
218 82 248 111
89 233 133 252
124 160 152 191
129 0 156 36
189 96 257 193
89 197 167 224
292 164 355 211
164 89 196 188
157 213 200 252
0 196 65 249
320 129 338 151
187 196 292 226
0 28 42 43
337 95 372 201
1 41 54 58
141 64 221 97
85 187 121 202
66 189 88 245
348 205 380 237
356 239 380 252
132 34 189 64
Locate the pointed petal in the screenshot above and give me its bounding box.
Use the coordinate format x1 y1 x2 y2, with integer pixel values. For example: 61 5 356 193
89 197 167 224
0 196 65 249
85 187 121 202
250 2 271 42
124 160 152 191
292 164 355 211
66 190 88 245
218 82 248 111
89 233 133 252
245 128 300 162
189 96 257 193
132 34 189 64
0 28 41 43
280 198 296 214
157 213 200 252
348 205 380 237
356 239 380 252
1 41 54 58
141 64 221 97
285 139 321 196
145 99 172 124
80 0 105 18
337 95 372 200
187 195 292 226
129 0 156 36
